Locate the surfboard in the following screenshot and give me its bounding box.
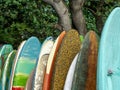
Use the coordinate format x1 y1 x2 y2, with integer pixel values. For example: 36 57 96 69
64 53 78 90
25 69 35 90
0 44 13 77
1 50 16 90
71 31 99 90
12 37 41 90
9 41 26 90
43 31 66 90
50 29 81 90
97 7 120 90
32 37 54 90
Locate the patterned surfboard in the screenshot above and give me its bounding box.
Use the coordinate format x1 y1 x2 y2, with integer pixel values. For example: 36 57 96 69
12 37 41 90
1 50 16 90
50 29 81 90
0 44 13 78
9 41 26 90
97 7 120 90
71 31 99 90
64 53 78 90
43 31 66 90
33 37 54 90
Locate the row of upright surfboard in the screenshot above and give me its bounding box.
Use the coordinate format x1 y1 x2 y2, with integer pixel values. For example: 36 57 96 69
0 7 120 90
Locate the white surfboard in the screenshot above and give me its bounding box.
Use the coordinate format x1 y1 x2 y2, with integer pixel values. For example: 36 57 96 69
64 53 78 90
33 37 54 90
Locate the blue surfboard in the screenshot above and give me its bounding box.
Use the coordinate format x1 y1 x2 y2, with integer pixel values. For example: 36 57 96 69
12 37 41 90
97 7 120 90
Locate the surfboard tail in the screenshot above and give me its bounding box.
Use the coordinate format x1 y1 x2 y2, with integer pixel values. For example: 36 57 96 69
12 86 24 90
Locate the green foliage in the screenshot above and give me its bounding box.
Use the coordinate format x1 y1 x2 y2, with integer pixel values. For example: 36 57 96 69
83 9 97 32
0 0 120 48
0 0 60 48
84 0 120 34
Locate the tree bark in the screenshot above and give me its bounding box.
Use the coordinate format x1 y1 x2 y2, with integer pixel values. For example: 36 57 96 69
70 0 87 36
43 0 72 31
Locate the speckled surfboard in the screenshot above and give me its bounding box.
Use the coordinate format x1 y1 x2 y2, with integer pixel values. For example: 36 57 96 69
43 31 66 90
64 53 78 90
71 31 99 90
32 37 54 90
50 29 81 90
9 41 26 90
1 50 16 90
0 44 13 78
97 7 120 90
12 37 41 90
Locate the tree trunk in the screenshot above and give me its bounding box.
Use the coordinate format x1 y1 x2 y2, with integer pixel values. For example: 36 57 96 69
70 0 87 36
43 0 72 31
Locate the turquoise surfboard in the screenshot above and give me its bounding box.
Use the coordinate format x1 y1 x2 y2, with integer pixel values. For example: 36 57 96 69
97 7 120 90
12 37 41 90
1 50 16 90
0 44 13 77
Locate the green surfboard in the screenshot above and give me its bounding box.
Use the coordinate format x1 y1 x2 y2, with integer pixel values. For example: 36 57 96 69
0 44 13 79
9 41 26 90
72 31 99 90
1 50 16 90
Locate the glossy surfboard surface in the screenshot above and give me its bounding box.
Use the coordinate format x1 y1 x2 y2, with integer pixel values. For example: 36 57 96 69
43 31 66 90
9 41 26 90
12 37 41 90
97 7 120 90
50 29 81 90
1 50 16 90
71 31 99 90
33 37 54 90
64 53 78 90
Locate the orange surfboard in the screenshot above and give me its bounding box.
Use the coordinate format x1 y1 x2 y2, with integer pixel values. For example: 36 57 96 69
43 31 66 90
